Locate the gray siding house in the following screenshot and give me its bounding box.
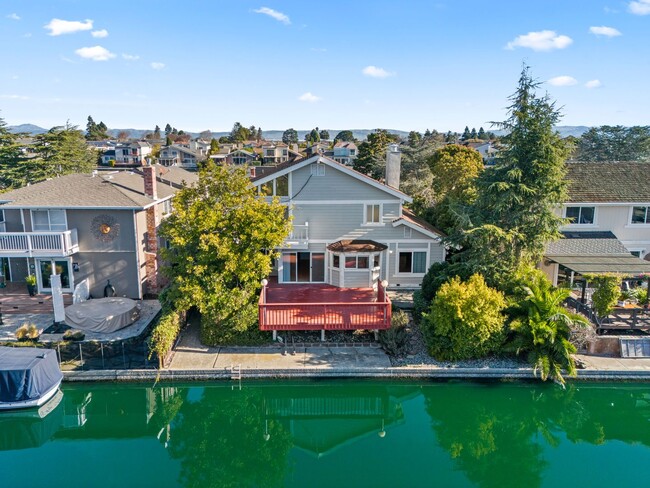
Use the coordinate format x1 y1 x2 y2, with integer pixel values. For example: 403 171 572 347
0 165 197 299
252 151 445 289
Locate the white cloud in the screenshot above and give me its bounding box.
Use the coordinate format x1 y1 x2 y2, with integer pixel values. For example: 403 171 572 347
362 65 395 78
91 29 108 38
589 25 622 37
6 13 20 20
74 46 116 61
629 0 650 15
505 30 573 51
253 7 291 24
44 18 93 36
585 79 602 88
298 92 321 102
1 94 29 100
548 75 578 86
122 53 140 61
150 62 165 70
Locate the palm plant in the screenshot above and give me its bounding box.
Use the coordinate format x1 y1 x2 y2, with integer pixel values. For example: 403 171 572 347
508 274 589 386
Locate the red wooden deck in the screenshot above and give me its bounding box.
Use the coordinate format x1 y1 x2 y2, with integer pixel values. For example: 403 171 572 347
259 280 391 331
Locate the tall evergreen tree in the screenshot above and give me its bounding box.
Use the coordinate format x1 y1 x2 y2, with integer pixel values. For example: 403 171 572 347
164 124 172 137
470 127 478 139
451 65 570 285
461 126 471 140
0 115 27 190
154 125 161 139
477 127 487 140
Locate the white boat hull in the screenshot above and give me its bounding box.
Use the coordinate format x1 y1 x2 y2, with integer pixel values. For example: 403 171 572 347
0 379 62 411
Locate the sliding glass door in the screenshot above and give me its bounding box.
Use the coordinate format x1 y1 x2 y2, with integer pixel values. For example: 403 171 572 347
282 252 325 283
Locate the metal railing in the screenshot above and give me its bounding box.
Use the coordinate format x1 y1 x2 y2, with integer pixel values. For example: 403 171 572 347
0 229 78 257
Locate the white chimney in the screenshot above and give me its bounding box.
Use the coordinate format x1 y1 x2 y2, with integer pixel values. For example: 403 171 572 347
385 144 401 190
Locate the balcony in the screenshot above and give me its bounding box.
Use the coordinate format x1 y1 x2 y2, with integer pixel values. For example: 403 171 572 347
0 229 79 257
283 223 309 249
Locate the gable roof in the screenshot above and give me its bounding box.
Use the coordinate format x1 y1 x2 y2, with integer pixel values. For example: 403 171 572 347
566 161 650 203
391 208 445 240
251 154 412 202
0 165 195 209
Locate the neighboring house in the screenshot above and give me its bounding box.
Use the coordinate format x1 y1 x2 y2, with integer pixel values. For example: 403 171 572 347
113 141 152 166
101 149 116 165
332 142 358 165
463 141 498 165
541 161 650 285
158 144 205 169
225 149 256 166
252 149 445 289
262 143 289 164
0 165 197 299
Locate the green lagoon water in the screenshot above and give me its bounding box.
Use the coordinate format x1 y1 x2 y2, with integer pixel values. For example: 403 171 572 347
2 380 650 487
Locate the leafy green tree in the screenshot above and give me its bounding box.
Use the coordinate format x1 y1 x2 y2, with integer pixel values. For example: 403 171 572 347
164 123 172 137
154 125 161 139
0 115 27 191
333 130 355 143
585 273 623 318
461 126 471 140
451 65 570 286
353 129 400 180
305 128 320 144
208 138 219 157
319 129 329 140
424 144 484 233
575 125 650 162
256 127 263 141
159 162 291 344
508 272 588 386
281 128 298 145
423 274 507 360
445 131 458 143
166 136 173 147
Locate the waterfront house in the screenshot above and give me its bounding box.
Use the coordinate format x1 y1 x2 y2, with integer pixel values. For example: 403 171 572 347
332 141 358 165
254 145 445 334
541 161 650 286
0 165 197 299
158 144 205 169
112 141 152 166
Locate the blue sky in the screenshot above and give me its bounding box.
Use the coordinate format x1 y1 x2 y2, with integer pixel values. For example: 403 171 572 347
1 0 649 133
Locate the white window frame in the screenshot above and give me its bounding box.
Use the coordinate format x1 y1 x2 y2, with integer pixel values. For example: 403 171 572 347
310 163 325 176
31 209 68 232
396 250 428 276
564 206 596 226
363 204 383 226
629 206 650 226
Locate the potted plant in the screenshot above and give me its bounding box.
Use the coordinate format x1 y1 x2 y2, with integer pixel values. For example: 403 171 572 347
25 274 37 296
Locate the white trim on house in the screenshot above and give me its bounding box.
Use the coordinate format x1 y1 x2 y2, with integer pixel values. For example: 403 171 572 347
563 205 598 227
362 203 384 226
30 208 68 232
254 155 413 203
394 244 429 277
565 202 650 206
391 219 443 241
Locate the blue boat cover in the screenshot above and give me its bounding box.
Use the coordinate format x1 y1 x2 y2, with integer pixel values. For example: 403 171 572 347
0 347 62 403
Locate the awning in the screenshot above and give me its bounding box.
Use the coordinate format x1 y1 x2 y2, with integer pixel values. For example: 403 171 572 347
327 240 387 253
546 254 650 275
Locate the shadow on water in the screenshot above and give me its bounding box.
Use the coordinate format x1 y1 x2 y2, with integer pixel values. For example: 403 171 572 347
3 380 650 487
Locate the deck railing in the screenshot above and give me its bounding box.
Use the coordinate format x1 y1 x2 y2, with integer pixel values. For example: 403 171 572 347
0 229 79 257
258 282 391 331
282 223 309 248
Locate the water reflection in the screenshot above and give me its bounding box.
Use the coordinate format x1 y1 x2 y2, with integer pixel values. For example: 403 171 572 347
3 381 650 487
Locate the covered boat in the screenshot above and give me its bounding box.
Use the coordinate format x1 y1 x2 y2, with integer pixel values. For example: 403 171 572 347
0 347 63 410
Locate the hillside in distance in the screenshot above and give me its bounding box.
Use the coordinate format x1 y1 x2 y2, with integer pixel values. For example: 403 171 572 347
9 124 591 140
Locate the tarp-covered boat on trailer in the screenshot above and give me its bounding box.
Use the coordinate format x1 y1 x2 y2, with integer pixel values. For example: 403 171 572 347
0 347 63 410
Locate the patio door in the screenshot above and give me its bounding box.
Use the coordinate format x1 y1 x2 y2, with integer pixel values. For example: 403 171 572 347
37 258 73 293
282 252 325 283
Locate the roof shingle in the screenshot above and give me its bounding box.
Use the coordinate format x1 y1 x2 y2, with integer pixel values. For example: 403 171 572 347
566 161 650 203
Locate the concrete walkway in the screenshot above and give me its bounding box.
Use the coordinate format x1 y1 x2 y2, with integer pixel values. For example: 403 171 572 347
169 320 391 371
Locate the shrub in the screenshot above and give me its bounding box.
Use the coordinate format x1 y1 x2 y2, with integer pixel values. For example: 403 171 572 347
15 323 40 341
379 310 410 357
586 273 624 317
422 274 507 360
25 275 37 286
632 287 648 306
63 330 85 342
412 290 429 324
149 309 184 368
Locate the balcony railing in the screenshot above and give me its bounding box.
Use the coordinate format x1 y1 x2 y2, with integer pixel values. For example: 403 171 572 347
0 229 79 257
258 282 391 331
283 223 308 249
